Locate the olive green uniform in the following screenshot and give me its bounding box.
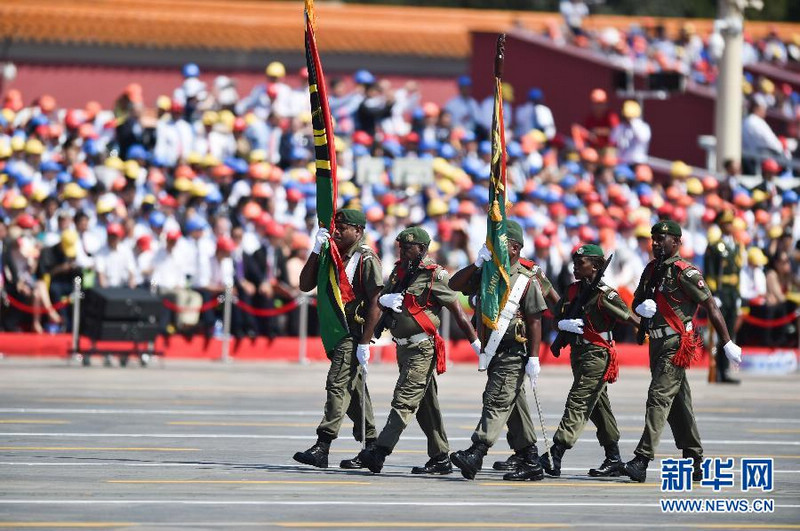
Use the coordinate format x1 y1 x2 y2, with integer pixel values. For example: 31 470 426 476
459 261 547 449
375 257 455 458
703 237 743 377
632 255 710 461
315 238 381 444
552 281 628 449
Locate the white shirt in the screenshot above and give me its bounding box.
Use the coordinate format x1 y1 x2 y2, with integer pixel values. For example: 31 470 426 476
515 102 556 139
151 246 187 290
611 118 651 164
95 245 137 287
742 113 784 156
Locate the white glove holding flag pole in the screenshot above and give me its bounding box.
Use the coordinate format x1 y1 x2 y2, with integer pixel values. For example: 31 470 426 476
356 343 370 370
557 318 584 335
312 228 330 254
379 293 403 313
635 299 657 318
723 341 742 367
474 244 492 268
526 357 541 389
470 338 481 358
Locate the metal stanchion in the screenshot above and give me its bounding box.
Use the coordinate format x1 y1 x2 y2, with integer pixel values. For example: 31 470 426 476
221 285 233 364
71 276 82 365
298 294 309 365
142 280 158 367
440 306 451 369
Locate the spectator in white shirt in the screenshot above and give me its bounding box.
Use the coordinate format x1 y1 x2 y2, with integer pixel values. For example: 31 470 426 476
444 75 481 132
742 94 785 172
96 223 137 288
611 100 651 165
515 88 556 140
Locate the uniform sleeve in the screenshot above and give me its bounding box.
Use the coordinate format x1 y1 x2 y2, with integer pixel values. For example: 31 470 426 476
632 263 650 307
679 267 712 303
599 288 632 322
360 254 384 298
533 266 553 298
521 277 547 316
381 266 398 296
457 268 482 296
429 267 458 306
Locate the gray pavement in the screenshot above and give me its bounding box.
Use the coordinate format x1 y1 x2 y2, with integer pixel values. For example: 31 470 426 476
0 356 798 530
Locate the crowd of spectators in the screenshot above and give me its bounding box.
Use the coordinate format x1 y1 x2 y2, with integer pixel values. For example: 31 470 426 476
0 58 798 346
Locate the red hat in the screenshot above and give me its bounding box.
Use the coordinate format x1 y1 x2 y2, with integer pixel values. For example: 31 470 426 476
216 236 236 253
15 213 38 229
534 235 550 248
287 188 304 202
578 226 597 242
761 158 780 174
543 221 557 236
136 234 152 251
107 223 125 237
233 117 247 133
352 131 373 146
264 220 286 238
166 229 182 241
159 195 178 208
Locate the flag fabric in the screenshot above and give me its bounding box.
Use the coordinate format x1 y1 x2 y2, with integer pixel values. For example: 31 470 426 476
479 38 512 335
305 0 354 355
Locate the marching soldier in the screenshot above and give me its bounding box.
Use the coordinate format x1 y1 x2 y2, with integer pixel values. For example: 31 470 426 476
622 220 742 482
447 220 548 480
358 227 481 475
294 209 381 469
507 244 639 481
703 209 743 384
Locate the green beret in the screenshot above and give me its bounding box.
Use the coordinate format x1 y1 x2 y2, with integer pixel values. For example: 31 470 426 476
651 219 682 237
335 208 366 227
715 209 735 225
573 244 605 259
396 227 431 245
506 220 524 247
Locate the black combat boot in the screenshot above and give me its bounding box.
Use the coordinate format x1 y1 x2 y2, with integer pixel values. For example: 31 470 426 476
411 453 453 475
622 454 650 483
685 452 704 482
492 450 525 471
588 443 623 477
293 440 330 468
357 445 390 474
502 445 544 481
340 440 376 469
451 442 490 480
539 443 567 477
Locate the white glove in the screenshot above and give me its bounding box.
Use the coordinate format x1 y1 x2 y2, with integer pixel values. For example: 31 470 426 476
470 338 482 358
723 341 742 366
635 299 657 318
312 228 330 254
557 318 584 335
714 296 723 308
356 343 370 367
526 357 541 388
474 244 492 268
379 293 404 313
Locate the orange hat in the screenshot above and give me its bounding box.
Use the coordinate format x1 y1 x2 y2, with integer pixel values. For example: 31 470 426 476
587 202 605 217
580 148 598 163
590 88 607 103
754 209 770 225
252 182 273 198
175 165 195 180
249 162 271 180
242 202 263 220
38 94 56 113
212 165 234 179
702 176 718 191
291 232 311 251
635 164 653 182
457 200 476 216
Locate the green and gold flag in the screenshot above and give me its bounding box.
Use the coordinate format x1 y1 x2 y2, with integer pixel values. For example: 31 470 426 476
479 34 511 334
305 0 354 355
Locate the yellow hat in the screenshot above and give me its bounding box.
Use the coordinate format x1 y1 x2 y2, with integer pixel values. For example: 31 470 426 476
298 111 312 124
671 160 691 178
249 149 267 163
60 229 79 259
203 154 221 167
186 152 203 165
0 143 11 159
105 156 125 171
622 100 641 119
768 225 784 239
62 182 87 200
174 177 192 192
9 195 28 209
218 109 235 130
156 95 171 111
339 181 359 197
265 61 286 78
686 177 703 195
96 196 116 214
427 198 448 217
751 189 769 204
142 193 156 205
25 138 44 155
732 217 747 232
10 136 25 152
437 178 456 196
707 225 722 244
124 159 140 179
747 247 768 266
759 78 775 94
1 108 14 124
31 186 49 203
244 112 258 126
202 111 218 126
190 181 209 197
391 204 410 218
634 224 651 238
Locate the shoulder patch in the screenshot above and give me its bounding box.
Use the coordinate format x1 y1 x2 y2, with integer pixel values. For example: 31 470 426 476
436 268 449 282
685 269 698 277
607 291 618 300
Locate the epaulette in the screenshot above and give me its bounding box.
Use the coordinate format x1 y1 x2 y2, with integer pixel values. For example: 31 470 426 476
518 258 535 269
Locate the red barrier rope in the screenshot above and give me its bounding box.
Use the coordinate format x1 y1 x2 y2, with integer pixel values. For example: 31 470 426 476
161 297 221 313
235 299 299 317
741 310 800 328
4 293 71 315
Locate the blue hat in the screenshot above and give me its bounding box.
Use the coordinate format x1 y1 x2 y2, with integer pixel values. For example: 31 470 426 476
149 211 166 228
224 157 249 174
290 147 311 162
304 197 317 212
528 88 543 101
531 187 548 201
383 140 403 158
564 215 581 229
462 158 482 177
475 166 491 182
614 164 635 181
354 69 375 85
127 144 148 161
560 174 578 189
56 171 72 185
411 107 425 121
205 188 223 204
461 130 476 143
506 141 523 159
40 160 62 173
352 144 370 158
76 178 93 190
438 143 457 160
544 189 561 204
182 63 200 78
564 161 582 175
30 115 49 128
478 140 492 156
468 186 489 206
418 140 438 152
564 195 582 210
83 139 100 157
782 189 798 205
185 216 206 233
457 75 472 88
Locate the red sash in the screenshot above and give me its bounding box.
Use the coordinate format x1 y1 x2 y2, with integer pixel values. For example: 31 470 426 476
654 260 702 368
402 268 447 375
567 283 619 383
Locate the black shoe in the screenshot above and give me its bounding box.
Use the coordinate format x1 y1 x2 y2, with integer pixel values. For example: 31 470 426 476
503 461 544 481
340 442 376 469
492 451 525 471
451 443 489 480
358 445 389 474
589 443 622 477
293 441 330 468
622 455 650 483
411 454 452 475
684 452 704 482
539 443 566 477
